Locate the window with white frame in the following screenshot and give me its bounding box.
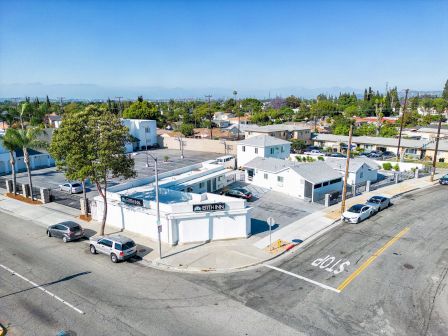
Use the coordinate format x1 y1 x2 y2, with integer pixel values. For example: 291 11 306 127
264 173 268 179
145 127 151 133
255 148 258 154
242 146 245 152
270 148 274 154
277 176 284 186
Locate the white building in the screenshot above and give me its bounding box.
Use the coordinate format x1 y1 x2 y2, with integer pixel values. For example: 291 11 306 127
237 135 291 167
122 119 157 150
91 160 251 245
324 157 379 186
0 142 55 175
244 157 343 202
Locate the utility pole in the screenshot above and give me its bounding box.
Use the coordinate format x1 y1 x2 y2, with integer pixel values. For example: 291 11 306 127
205 94 212 139
176 136 184 159
430 113 443 182
396 89 409 161
115 96 123 117
57 97 65 115
147 153 162 259
340 125 353 214
233 90 240 140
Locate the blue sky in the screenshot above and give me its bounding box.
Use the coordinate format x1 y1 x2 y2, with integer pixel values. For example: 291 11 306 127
0 0 447 98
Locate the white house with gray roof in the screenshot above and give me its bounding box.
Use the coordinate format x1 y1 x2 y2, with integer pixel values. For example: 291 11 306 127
244 157 343 202
237 135 291 167
324 157 379 186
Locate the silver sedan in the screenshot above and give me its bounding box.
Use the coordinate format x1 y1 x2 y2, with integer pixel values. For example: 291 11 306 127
59 182 83 194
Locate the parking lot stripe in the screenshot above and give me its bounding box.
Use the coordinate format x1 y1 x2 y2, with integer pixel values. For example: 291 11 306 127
264 265 341 293
337 227 410 292
0 264 85 314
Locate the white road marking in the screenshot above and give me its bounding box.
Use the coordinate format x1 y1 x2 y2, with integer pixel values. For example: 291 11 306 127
0 264 85 314
264 264 341 293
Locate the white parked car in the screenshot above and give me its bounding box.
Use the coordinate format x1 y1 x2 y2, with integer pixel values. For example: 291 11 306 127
59 182 83 194
341 204 374 224
304 149 323 156
365 196 391 214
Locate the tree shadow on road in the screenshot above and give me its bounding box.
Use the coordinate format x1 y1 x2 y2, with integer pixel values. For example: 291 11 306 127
0 271 91 299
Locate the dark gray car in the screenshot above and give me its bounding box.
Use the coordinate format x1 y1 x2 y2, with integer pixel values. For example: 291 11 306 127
47 221 84 243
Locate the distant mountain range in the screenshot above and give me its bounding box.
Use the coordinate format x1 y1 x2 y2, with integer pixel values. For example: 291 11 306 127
0 82 442 101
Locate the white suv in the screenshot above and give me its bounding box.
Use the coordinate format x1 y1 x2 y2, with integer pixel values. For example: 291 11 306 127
89 235 137 263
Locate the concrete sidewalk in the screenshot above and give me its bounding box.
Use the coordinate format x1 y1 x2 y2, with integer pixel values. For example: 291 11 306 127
0 191 273 273
0 172 444 273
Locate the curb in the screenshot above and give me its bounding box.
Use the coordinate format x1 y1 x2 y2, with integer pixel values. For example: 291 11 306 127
141 219 342 274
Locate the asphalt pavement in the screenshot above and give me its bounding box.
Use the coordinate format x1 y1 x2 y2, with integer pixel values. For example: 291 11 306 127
183 185 448 336
1 185 447 335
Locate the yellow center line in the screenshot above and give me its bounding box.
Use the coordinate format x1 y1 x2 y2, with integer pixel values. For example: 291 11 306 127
337 227 410 292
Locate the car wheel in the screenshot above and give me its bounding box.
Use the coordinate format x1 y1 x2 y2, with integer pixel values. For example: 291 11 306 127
47 230 51 237
110 253 118 263
356 217 360 224
62 236 68 243
90 245 97 254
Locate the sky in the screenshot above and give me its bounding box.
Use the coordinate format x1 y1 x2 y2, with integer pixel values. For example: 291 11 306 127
0 0 447 99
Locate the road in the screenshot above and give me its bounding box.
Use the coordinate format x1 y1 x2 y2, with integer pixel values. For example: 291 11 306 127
0 185 447 335
184 185 448 336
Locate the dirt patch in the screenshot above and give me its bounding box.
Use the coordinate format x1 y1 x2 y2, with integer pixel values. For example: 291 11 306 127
79 214 92 222
403 263 415 270
5 193 42 205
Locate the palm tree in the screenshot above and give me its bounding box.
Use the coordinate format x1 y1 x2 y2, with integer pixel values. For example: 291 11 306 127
7 127 45 200
0 129 20 194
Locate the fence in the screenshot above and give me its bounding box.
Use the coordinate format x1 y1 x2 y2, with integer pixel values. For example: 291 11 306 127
317 171 423 207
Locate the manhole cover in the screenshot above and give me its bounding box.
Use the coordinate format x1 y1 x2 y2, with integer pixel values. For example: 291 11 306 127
403 264 414 269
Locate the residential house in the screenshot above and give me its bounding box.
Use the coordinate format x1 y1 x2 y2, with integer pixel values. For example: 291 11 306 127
237 135 291 167
312 134 429 159
122 119 157 150
244 124 312 143
244 157 343 201
324 157 379 186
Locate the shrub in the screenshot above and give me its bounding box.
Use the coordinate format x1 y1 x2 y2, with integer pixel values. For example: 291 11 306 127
393 163 400 171
307 156 315 162
317 156 324 161
296 156 302 162
164 155 169 162
382 162 392 170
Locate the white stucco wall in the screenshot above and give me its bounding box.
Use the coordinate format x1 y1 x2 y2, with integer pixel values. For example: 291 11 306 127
237 143 291 167
122 119 157 149
91 193 251 245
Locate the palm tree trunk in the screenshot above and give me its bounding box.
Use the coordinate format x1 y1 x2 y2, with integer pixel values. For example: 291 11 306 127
23 148 34 200
96 180 107 236
82 180 88 216
8 151 16 194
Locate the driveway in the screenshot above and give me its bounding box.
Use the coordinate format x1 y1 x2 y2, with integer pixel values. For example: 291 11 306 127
226 182 324 238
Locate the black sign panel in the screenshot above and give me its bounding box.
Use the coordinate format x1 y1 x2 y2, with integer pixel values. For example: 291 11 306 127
121 195 144 207
193 203 226 212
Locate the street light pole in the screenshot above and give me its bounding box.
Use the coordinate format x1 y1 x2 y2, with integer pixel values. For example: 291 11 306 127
147 153 162 259
340 125 353 214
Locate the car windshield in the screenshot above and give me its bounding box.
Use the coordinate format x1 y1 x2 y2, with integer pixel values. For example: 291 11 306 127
117 241 136 250
71 183 81 187
348 205 364 213
69 225 81 231
235 188 249 193
367 198 381 204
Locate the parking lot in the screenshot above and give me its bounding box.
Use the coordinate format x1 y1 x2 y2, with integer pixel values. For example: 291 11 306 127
0 149 221 209
224 181 323 238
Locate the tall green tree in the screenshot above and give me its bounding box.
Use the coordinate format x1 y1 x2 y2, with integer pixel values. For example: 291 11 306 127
50 106 136 234
50 109 92 215
442 79 448 100
122 99 161 122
